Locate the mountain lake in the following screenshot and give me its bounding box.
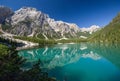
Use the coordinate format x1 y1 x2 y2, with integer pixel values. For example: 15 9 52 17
18 43 120 81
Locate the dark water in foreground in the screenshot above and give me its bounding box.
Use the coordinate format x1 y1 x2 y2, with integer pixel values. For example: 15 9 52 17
18 43 120 81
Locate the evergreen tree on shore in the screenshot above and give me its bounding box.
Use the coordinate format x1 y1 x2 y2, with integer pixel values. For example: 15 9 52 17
0 46 56 81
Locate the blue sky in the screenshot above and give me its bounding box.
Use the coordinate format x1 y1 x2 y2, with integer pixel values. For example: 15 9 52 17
0 0 120 27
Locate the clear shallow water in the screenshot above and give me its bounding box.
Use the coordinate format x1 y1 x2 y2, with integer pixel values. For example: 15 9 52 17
18 43 120 81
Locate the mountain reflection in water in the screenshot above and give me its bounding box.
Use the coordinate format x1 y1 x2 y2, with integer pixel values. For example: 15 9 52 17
18 43 120 81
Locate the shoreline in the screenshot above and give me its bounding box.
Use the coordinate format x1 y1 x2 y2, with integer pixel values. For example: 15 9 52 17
0 33 39 50
16 39 39 50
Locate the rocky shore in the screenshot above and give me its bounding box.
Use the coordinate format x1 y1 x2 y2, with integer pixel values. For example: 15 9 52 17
0 33 39 50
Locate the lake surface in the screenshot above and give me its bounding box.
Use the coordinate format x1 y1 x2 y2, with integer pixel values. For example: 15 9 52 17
18 43 120 81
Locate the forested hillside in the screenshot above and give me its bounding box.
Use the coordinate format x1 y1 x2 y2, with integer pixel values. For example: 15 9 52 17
89 13 120 43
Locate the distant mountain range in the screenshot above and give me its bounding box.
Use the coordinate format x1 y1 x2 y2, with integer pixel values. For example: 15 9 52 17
0 6 100 39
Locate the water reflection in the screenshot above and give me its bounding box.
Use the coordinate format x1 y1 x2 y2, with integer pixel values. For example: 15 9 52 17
18 43 120 81
82 51 101 60
19 43 120 69
19 44 95 69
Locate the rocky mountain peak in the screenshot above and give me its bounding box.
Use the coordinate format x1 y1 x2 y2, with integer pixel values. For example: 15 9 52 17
81 25 100 34
90 25 100 29
7 7 49 26
0 6 13 24
1 6 100 39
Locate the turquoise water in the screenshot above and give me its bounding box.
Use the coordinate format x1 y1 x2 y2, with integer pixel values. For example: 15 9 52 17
18 43 120 81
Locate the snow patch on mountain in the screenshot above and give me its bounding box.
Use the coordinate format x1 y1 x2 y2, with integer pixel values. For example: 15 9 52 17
80 36 87 39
